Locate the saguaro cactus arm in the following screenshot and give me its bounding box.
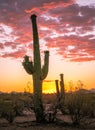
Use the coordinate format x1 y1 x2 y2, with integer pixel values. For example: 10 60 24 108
41 51 49 80
60 74 65 98
55 80 60 98
22 55 34 74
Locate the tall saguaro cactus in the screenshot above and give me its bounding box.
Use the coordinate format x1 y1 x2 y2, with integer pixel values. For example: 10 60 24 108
22 14 49 122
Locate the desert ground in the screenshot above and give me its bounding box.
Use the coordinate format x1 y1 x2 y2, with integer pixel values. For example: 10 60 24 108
0 92 95 130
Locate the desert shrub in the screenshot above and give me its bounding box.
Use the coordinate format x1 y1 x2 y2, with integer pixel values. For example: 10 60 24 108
14 100 25 116
65 91 95 125
0 100 16 123
65 92 85 125
0 93 35 123
0 99 25 123
43 94 56 104
82 93 95 118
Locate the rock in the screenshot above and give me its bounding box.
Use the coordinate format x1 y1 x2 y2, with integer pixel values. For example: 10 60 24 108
0 118 9 127
56 113 72 123
80 118 95 128
22 108 35 116
13 115 36 127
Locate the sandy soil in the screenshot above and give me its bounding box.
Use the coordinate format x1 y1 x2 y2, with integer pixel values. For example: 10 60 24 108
0 112 95 130
0 125 91 130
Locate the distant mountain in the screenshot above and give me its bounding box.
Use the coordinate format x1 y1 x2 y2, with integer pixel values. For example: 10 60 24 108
0 91 3 94
76 88 90 93
75 88 95 94
89 88 95 93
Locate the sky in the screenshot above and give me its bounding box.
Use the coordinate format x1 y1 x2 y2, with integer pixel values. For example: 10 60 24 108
0 0 95 93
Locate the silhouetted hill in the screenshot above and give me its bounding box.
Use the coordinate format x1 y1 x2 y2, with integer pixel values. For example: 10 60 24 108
76 88 95 94
90 88 95 93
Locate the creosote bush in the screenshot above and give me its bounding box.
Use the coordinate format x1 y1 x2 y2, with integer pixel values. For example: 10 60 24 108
0 100 16 123
0 93 31 123
65 91 95 125
65 92 84 125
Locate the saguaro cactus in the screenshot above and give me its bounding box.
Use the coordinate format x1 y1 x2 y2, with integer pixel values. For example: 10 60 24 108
55 74 65 100
55 74 65 113
22 14 49 122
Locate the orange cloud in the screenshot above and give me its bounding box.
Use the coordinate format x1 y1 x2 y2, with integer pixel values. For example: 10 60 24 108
43 80 54 82
70 57 95 62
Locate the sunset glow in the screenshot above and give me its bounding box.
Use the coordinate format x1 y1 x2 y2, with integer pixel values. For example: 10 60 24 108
0 0 95 93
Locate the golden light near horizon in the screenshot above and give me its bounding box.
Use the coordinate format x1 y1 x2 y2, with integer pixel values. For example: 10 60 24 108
43 81 56 94
0 57 95 93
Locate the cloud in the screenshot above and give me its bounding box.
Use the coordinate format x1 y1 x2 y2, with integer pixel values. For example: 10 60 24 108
1 48 27 59
43 80 54 82
70 57 95 62
4 42 20 49
25 0 75 14
0 0 95 62
0 42 4 49
55 35 95 62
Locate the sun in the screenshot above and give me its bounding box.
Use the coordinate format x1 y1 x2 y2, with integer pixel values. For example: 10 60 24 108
43 81 56 94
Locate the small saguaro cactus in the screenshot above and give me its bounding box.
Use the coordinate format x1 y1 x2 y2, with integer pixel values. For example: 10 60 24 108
22 14 49 122
55 74 65 113
55 74 65 100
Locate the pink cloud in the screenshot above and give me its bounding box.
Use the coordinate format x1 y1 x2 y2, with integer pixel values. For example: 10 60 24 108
0 0 95 62
0 43 4 49
2 48 27 59
70 57 95 62
4 42 20 49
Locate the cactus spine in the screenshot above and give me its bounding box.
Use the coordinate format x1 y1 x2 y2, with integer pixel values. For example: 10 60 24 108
22 14 49 122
